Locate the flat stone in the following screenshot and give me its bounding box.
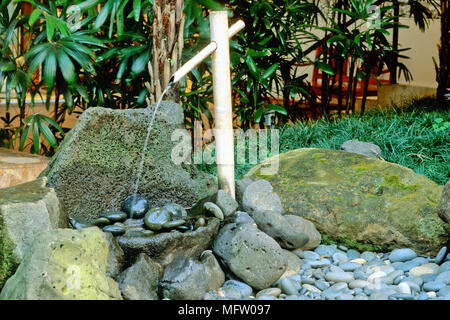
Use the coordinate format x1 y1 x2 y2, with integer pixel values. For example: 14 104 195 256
325 272 354 283
315 245 337 257
361 251 377 262
302 284 322 294
339 262 362 272
423 281 446 292
435 247 447 265
409 263 439 277
284 215 321 250
389 248 418 263
396 282 411 294
304 251 321 260
349 280 371 289
255 288 281 298
309 259 331 268
346 249 360 260
340 140 382 158
435 270 450 285
332 252 349 264
280 278 299 296
437 285 450 297
438 261 450 273
222 280 253 298
314 280 330 291
390 293 415 300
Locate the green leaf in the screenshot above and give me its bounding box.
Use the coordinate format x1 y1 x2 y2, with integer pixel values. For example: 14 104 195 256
0 62 16 72
261 63 279 79
19 123 31 151
56 50 77 87
265 104 287 115
245 55 259 77
133 0 141 21
254 107 264 123
29 8 42 26
94 0 112 29
46 18 55 41
43 50 57 89
32 116 40 154
37 119 58 148
131 51 150 75
315 61 335 75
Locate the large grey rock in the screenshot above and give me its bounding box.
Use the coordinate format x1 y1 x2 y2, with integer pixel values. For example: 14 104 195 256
200 250 225 292
117 217 220 269
340 140 382 158
159 256 207 300
190 190 238 218
213 223 286 290
117 253 161 300
235 178 253 210
40 103 217 221
244 148 449 255
104 232 125 279
437 180 450 224
284 215 321 250
242 180 309 249
0 227 122 300
0 177 67 289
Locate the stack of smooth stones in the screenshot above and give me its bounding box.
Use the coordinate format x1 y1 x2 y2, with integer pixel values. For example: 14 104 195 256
69 194 210 237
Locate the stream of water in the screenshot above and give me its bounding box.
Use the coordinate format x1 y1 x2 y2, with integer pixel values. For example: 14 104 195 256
133 83 173 197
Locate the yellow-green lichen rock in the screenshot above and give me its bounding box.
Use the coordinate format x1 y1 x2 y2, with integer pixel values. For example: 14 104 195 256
244 148 449 255
0 227 122 300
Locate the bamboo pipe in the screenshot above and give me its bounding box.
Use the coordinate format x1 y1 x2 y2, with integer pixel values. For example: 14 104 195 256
210 11 235 198
169 20 245 84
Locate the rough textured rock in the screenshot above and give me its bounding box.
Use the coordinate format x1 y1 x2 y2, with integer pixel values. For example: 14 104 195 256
235 178 253 210
340 140 382 158
284 215 321 250
280 249 303 279
244 148 449 255
213 223 286 290
437 180 450 224
104 232 125 279
117 217 220 268
200 250 225 291
117 253 161 300
190 190 238 218
40 103 217 221
159 256 207 300
242 180 309 250
0 227 122 300
0 177 67 289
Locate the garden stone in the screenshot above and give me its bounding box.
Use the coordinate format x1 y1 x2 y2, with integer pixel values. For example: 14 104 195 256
346 249 360 260
314 280 330 291
0 227 121 300
304 251 320 260
400 281 420 293
332 252 349 264
438 261 450 273
222 280 253 298
340 140 382 158
302 284 321 294
416 292 429 300
41 103 216 222
349 280 371 289
284 215 321 250
354 270 368 280
396 282 411 294
409 263 439 277
314 245 337 257
255 288 281 298
235 178 253 210
435 271 450 284
437 285 450 297
203 202 224 221
390 293 415 300
213 223 286 290
244 209 309 250
423 281 446 292
280 249 302 279
437 180 450 223
301 277 316 285
280 278 299 296
339 262 362 272
354 294 369 300
421 273 437 283
117 217 220 269
330 265 345 273
244 148 448 255
435 247 447 265
338 245 348 251
403 275 424 287
233 211 255 226
159 256 207 300
217 287 241 299
122 195 149 219
0 177 67 289
189 190 238 218
337 293 353 300
309 259 331 268
242 183 309 249
204 290 228 300
200 250 225 292
361 251 377 262
117 253 160 300
104 232 125 279
397 260 422 272
389 248 418 262
325 272 354 283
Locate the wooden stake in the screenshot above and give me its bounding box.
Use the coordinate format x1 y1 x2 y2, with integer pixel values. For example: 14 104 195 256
210 11 235 198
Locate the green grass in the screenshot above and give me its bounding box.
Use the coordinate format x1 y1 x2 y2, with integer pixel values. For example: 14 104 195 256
197 98 449 185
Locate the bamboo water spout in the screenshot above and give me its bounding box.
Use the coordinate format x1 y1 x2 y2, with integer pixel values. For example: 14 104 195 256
169 13 244 198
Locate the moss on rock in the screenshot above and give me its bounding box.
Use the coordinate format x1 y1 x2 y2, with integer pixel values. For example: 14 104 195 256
245 148 449 255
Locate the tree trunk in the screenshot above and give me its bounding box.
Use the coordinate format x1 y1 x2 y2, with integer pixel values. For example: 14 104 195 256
148 0 185 104
436 0 449 103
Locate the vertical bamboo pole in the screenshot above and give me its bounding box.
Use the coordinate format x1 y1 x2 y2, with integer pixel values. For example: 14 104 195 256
210 11 235 198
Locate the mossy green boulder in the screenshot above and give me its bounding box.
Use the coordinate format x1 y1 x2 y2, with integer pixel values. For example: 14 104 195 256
0 177 67 290
40 102 217 221
0 227 122 300
244 148 449 255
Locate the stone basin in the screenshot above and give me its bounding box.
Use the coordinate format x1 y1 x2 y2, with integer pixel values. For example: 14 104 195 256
116 217 221 268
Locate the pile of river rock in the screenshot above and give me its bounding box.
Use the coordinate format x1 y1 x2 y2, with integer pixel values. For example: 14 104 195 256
68 178 450 300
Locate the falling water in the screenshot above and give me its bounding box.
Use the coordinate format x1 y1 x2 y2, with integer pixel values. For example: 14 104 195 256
133 83 173 197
